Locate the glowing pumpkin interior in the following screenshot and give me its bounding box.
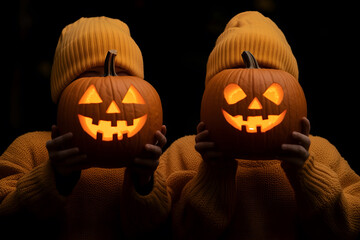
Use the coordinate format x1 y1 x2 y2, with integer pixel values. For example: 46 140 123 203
222 83 286 133
78 84 147 141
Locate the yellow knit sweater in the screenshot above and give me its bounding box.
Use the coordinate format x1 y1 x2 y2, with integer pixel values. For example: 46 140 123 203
157 134 360 239
1 132 360 239
0 131 170 239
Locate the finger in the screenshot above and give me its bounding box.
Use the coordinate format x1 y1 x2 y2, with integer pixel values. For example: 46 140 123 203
196 122 206 134
133 157 159 171
292 131 311 150
160 125 167 136
195 130 211 143
279 155 304 168
63 155 91 172
49 147 80 162
154 130 167 148
195 141 216 154
57 153 88 167
51 125 59 139
281 144 309 162
279 144 305 168
145 144 163 159
281 144 307 155
55 154 90 175
46 132 73 151
301 117 310 136
202 151 223 161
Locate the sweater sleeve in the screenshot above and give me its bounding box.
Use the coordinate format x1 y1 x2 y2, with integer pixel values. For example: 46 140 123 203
172 160 238 239
0 132 66 218
168 136 238 239
119 135 207 238
120 155 172 238
291 136 360 239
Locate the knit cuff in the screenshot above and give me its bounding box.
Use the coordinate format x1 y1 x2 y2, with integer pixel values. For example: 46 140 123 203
296 154 342 211
121 168 171 236
16 160 67 217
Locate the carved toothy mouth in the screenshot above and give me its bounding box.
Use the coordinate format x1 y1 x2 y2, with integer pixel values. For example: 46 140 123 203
222 109 286 133
78 114 147 141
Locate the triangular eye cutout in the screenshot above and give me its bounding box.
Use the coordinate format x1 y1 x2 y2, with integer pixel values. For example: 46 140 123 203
122 85 145 104
78 84 103 104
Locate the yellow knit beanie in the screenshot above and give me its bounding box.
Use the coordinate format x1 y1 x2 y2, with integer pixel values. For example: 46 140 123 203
206 11 298 85
50 16 143 103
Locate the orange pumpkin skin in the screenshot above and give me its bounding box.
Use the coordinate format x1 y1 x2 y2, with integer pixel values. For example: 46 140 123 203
201 52 307 159
57 52 162 168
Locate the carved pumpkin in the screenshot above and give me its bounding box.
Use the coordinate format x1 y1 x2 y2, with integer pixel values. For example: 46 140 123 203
201 51 307 159
57 50 163 167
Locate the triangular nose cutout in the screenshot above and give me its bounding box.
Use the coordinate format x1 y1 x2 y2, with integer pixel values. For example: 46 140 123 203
106 100 121 113
248 97 263 109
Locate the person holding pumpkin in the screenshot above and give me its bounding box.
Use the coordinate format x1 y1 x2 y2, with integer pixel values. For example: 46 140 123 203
0 17 169 239
147 11 360 239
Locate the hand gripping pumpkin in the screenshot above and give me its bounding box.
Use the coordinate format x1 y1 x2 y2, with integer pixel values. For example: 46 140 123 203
201 51 307 159
57 50 163 167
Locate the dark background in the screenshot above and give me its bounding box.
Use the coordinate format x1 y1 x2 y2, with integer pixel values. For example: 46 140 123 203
2 0 359 173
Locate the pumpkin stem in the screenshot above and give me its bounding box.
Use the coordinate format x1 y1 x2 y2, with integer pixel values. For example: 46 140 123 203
242 51 260 69
104 49 118 76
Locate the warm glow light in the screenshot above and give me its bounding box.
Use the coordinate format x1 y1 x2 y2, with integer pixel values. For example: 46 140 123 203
106 100 121 114
78 114 147 141
248 97 263 109
224 83 247 105
222 109 287 133
122 85 146 104
78 85 103 104
263 83 284 105
77 84 148 141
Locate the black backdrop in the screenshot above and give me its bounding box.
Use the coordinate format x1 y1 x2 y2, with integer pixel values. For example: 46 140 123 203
2 0 359 173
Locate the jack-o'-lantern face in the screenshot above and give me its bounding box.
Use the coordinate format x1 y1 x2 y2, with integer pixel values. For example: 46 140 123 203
200 51 307 159
222 83 286 133
78 84 147 141
57 50 163 167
